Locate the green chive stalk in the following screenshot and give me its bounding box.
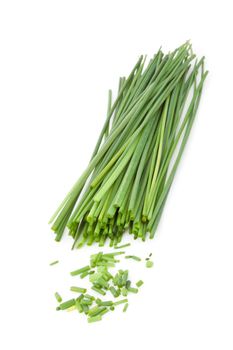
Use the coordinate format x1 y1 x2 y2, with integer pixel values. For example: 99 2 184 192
49 42 207 247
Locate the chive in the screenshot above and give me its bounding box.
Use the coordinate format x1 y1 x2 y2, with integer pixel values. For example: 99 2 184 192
49 43 207 260
96 261 116 268
121 287 128 296
54 292 62 303
88 306 106 317
114 299 128 306
103 251 125 257
114 243 131 249
70 286 87 293
125 255 141 261
98 308 109 316
82 304 89 314
146 260 153 268
127 287 138 294
88 315 102 323
85 294 95 301
123 303 129 312
50 260 59 266
70 265 90 276
98 300 113 306
91 286 106 296
110 306 115 311
81 299 93 306
80 270 90 279
59 299 75 310
109 286 119 298
75 299 83 313
126 280 131 289
136 280 144 287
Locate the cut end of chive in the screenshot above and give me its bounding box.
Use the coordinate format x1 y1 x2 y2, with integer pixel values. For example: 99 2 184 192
146 260 153 268
136 280 144 288
70 286 87 294
54 292 62 303
123 303 129 312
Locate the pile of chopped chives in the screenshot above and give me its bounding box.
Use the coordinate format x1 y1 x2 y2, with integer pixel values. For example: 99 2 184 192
55 249 147 322
49 42 207 248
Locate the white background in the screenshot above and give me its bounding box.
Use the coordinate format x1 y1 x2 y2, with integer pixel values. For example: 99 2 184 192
0 1 232 349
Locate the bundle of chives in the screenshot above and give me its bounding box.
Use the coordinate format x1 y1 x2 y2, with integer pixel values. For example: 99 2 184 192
49 42 207 247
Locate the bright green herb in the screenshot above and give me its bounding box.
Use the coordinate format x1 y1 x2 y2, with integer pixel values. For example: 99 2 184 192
121 287 128 296
50 260 59 266
123 303 129 312
109 286 119 298
54 292 62 302
70 286 87 293
49 42 207 248
114 243 131 249
88 315 102 323
91 286 106 296
136 280 144 287
80 271 90 279
114 298 128 306
70 265 90 276
127 287 138 294
98 300 113 306
59 299 75 310
146 260 153 268
125 255 141 262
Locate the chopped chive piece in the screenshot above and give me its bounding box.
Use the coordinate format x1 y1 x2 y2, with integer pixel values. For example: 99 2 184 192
70 286 87 293
88 306 106 317
70 265 90 276
114 298 128 306
136 280 144 287
98 300 113 306
49 260 59 266
127 287 138 294
103 251 125 257
96 261 116 267
121 287 128 296
125 255 141 261
109 286 119 298
75 299 83 313
54 292 62 302
98 308 109 316
123 303 129 312
88 315 102 323
110 306 115 311
80 270 90 279
95 298 102 305
59 299 75 310
149 253 152 257
82 304 89 314
91 286 106 296
114 243 131 249
146 260 153 268
126 280 131 289
85 294 95 301
81 299 93 306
